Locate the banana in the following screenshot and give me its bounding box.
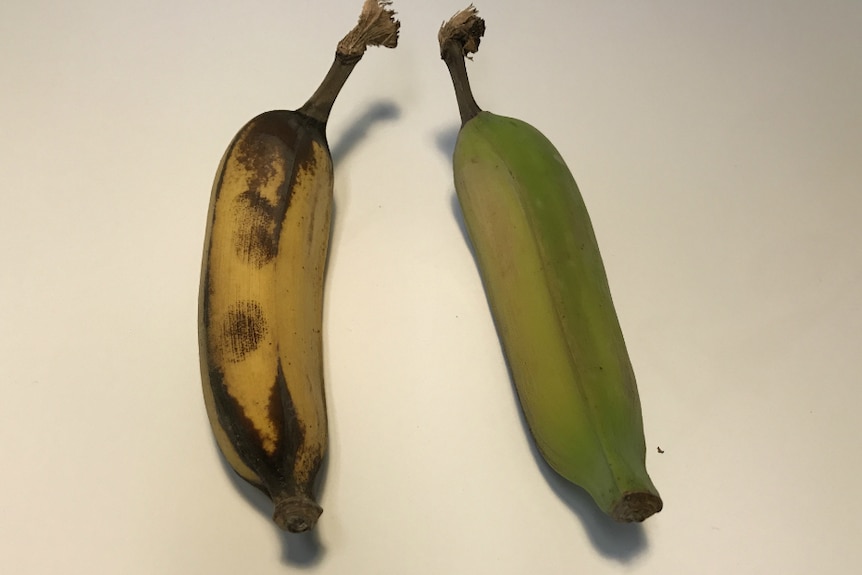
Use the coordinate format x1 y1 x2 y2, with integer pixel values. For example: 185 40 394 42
439 7 662 522
199 0 399 533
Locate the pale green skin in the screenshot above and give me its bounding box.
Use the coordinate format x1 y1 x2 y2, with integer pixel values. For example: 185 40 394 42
454 111 660 520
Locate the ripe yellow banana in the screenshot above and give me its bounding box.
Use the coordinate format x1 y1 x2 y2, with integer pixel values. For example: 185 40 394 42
439 7 662 522
199 0 399 533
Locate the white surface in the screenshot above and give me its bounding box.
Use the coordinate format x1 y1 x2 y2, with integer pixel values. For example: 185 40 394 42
2 0 861 573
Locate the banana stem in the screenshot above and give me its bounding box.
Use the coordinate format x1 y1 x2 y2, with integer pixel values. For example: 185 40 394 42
439 6 486 125
299 0 400 124
441 43 482 125
299 57 359 125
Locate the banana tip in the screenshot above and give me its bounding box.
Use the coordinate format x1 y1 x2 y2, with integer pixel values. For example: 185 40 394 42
272 495 323 533
610 492 663 523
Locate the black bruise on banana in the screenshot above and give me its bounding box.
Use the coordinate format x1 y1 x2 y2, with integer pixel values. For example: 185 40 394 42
221 301 268 363
230 132 290 268
222 112 325 268
273 361 308 481
231 188 284 268
205 353 310 495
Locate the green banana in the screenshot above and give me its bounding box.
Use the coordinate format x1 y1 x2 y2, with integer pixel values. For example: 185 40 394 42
439 7 662 522
199 0 399 533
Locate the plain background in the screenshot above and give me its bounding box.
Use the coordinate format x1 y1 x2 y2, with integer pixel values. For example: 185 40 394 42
2 0 861 573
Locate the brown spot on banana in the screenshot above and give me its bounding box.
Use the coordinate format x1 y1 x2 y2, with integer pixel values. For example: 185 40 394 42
220 300 268 363
209 112 324 269
229 129 292 268
230 187 282 268
205 356 325 532
272 360 310 476
204 354 312 482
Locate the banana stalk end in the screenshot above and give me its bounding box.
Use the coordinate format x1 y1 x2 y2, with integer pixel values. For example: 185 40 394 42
337 0 400 61
272 494 324 533
610 492 663 523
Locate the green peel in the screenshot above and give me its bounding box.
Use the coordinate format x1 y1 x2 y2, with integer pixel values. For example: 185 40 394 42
441 6 662 522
